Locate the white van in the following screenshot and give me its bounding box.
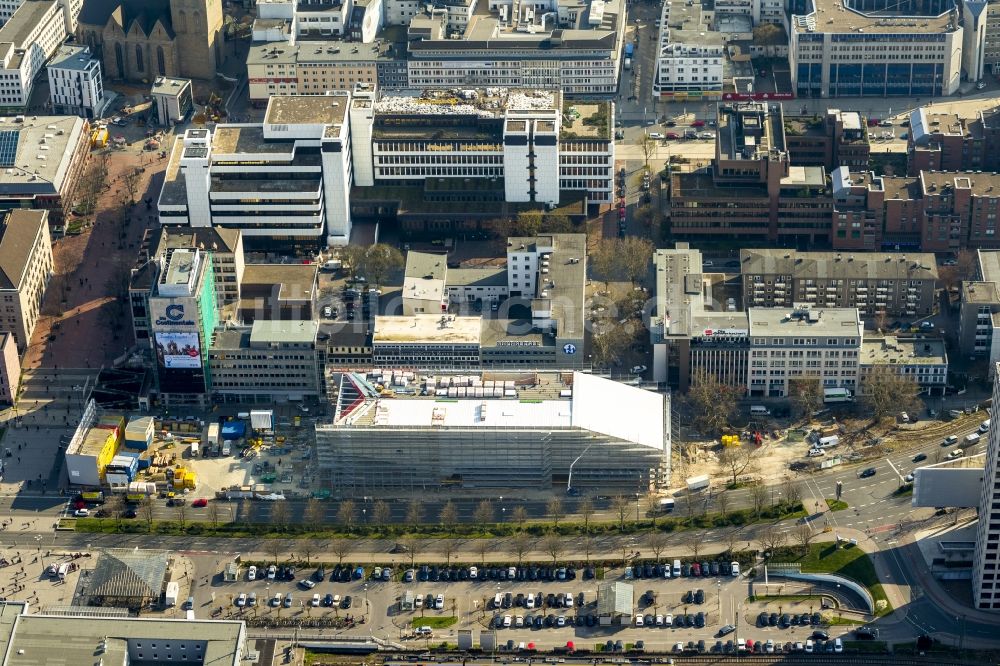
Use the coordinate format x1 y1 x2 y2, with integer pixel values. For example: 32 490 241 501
750 405 771 416
966 433 981 445
493 593 502 608
980 419 992 433
817 435 840 449
672 559 681 577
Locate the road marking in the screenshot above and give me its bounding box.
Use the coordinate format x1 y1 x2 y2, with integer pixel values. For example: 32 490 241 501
884 457 905 482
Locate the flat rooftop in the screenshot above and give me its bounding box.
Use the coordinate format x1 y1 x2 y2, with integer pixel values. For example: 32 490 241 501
264 94 350 126
740 249 938 281
247 30 405 66
718 101 786 160
748 307 863 337
158 137 188 207
375 89 557 119
242 264 316 299
480 318 551 347
978 250 1000 284
794 0 956 34
447 266 508 288
921 170 1000 197
963 280 1000 304
47 45 96 71
0 115 86 195
561 102 612 140
151 76 191 97
862 335 946 365
653 244 705 339
0 209 45 291
0 0 56 48
403 251 447 303
373 314 482 344
251 319 318 345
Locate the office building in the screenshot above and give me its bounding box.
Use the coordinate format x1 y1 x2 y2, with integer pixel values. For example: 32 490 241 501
150 76 193 127
147 247 219 406
908 107 988 174
0 331 17 402
972 363 1000 609
0 114 90 224
783 109 870 172
0 0 68 110
740 249 938 317
0 210 52 353
859 335 948 395
208 320 325 403
0 600 247 665
958 250 1000 359
747 306 863 398
316 371 669 491
402 251 447 316
652 0 724 100
46 44 105 119
238 263 317 323
158 94 354 249
668 102 833 246
373 314 482 368
651 243 751 389
255 0 385 43
790 0 962 98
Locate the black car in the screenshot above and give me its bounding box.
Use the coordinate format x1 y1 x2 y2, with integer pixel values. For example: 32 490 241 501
635 640 645 652
791 614 800 625
694 589 705 604
323 593 334 607
514 593 524 607
123 509 137 518
314 568 325 581
695 612 705 628
528 567 538 581
714 640 724 653
686 614 696 627
614 640 624 652
339 568 350 582
534 615 544 629
811 612 822 625
545 614 556 627
768 612 778 626
913 453 928 462
585 614 596 627
566 567 576 580
860 467 877 478
758 612 769 627
710 561 720 576
584 567 595 579
575 614 585 627
697 639 706 653
644 564 654 577
342 595 353 609
546 593 556 608
812 630 829 640
683 590 693 604
799 612 810 625
780 613 791 628
285 567 296 581
605 640 614 652
720 561 731 575
439 569 450 582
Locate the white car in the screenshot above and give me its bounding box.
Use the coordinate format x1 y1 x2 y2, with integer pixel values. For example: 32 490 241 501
503 615 512 628
731 561 740 576
980 419 992 433
674 642 684 653
236 593 247 607
323 306 333 318
834 638 843 653
267 565 277 580
655 614 664 626
649 132 664 139
525 594 535 609
805 639 814 653
414 595 423 608
664 613 673 626
469 566 478 579
435 594 444 609
765 639 775 653
73 508 89 517
247 566 257 581
311 593 321 607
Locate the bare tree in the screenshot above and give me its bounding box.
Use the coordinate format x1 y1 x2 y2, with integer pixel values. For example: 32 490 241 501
546 497 565 528
121 166 142 205
330 538 354 565
619 237 654 285
718 443 757 487
237 500 252 528
641 134 657 171
511 533 534 565
438 539 459 565
582 534 595 564
725 529 741 556
140 498 155 532
782 479 803 507
795 524 815 555
174 502 188 528
268 539 283 565
300 541 316 565
759 528 788 559
687 369 745 436
474 539 490 565
207 501 222 528
579 498 595 533
590 321 631 369
541 533 565 564
590 238 619 293
688 533 702 561
717 491 730 520
304 498 325 526
511 505 529 531
647 531 669 561
406 499 425 527
611 495 632 532
359 243 404 288
789 377 824 418
398 535 422 568
439 500 459 528
336 500 357 530
372 500 392 528
270 502 290 531
860 367 922 422
750 482 768 519
104 494 124 527
473 500 495 527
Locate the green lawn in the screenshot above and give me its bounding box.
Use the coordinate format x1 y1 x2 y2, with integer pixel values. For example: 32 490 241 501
411 616 457 629
825 499 849 512
771 543 892 616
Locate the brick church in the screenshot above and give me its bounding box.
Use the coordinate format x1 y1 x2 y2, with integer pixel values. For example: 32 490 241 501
75 0 224 82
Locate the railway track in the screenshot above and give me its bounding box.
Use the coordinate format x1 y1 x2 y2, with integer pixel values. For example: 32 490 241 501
382 652 977 666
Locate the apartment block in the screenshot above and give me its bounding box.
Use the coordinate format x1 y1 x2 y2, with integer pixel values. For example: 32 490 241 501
0 210 52 353
652 0 724 100
740 249 938 317
46 44 105 119
860 335 948 395
747 306 863 398
790 0 962 98
972 364 1000 610
208 319 325 403
958 250 1000 359
783 109 870 172
668 102 833 246
0 331 18 402
0 0 68 110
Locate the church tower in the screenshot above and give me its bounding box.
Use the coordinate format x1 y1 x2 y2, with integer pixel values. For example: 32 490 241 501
170 0 223 80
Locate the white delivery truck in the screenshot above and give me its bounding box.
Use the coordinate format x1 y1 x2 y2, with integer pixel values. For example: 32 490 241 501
57 563 70 581
659 498 675 513
686 474 710 492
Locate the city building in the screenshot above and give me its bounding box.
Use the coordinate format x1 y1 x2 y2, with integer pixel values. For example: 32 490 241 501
147 246 219 407
158 94 354 249
0 0 69 111
404 0 627 96
783 109 870 172
0 114 90 224
0 600 247 664
651 243 751 390
402 250 447 316
46 44 106 119
0 210 52 353
237 263 317 323
982 1 1000 76
372 314 482 368
0 331 19 403
668 102 833 246
75 0 224 81
254 0 385 42
859 335 948 395
958 249 1000 359
150 76 193 126
316 371 670 491
909 107 987 174
0 0 80 29
790 0 962 98
208 319 325 403
746 305 863 398
739 248 938 317
973 364 1000 610
64 399 121 486
652 0 724 100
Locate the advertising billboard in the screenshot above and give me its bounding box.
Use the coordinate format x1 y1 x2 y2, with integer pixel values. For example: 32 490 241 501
155 332 202 369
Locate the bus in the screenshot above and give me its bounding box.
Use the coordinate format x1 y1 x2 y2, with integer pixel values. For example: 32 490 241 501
823 387 853 403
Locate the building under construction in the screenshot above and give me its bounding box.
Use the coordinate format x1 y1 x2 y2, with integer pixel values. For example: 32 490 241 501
315 372 670 492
